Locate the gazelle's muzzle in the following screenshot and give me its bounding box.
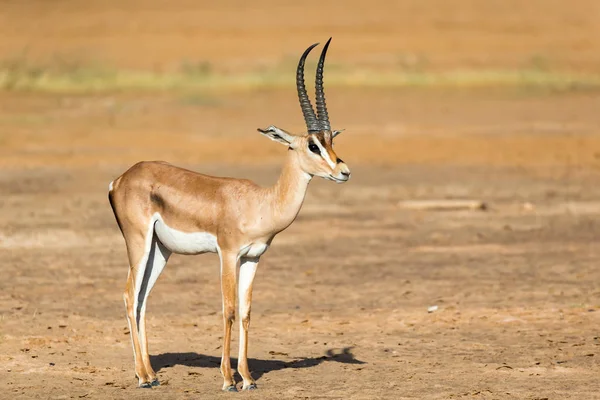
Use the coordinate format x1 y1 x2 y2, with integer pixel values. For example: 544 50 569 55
330 161 351 183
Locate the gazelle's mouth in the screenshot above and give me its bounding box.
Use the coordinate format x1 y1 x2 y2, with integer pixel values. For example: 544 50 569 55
328 174 349 183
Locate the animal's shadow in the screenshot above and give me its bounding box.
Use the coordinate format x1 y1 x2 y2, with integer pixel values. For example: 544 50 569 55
151 347 365 381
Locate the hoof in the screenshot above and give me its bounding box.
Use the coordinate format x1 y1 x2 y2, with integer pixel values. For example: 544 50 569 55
244 383 258 391
139 382 153 389
151 379 160 387
223 385 238 392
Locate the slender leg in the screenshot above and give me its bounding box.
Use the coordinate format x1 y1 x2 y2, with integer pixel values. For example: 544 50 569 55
219 250 238 391
238 257 259 390
137 235 171 386
124 270 150 386
122 233 154 387
122 220 165 388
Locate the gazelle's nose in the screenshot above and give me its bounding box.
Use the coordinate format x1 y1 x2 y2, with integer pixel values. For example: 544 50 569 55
337 162 351 181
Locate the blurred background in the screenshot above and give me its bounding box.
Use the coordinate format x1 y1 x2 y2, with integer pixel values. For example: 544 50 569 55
0 0 599 168
1 1 600 398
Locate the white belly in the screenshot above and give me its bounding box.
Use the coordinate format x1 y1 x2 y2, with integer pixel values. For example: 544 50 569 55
153 213 218 255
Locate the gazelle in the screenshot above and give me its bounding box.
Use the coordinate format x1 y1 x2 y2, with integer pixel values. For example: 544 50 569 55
108 38 350 391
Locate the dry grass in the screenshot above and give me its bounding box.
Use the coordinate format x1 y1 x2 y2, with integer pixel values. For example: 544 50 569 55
1 58 599 93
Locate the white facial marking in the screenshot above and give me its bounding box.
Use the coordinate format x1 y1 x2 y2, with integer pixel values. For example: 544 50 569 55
313 137 336 169
108 180 114 191
153 213 218 255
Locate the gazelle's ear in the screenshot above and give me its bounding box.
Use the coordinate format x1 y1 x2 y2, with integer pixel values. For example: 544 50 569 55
332 129 345 138
257 125 296 146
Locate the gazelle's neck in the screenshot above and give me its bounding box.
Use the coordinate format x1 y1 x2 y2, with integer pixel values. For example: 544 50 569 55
266 149 312 233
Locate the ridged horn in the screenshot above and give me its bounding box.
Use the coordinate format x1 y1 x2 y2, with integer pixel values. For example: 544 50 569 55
315 37 332 131
297 42 320 133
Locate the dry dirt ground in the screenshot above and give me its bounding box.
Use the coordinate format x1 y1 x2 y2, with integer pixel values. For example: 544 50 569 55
2 2 600 400
2 88 600 400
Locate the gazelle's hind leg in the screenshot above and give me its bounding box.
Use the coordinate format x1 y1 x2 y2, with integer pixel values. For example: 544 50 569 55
123 220 170 388
138 234 171 386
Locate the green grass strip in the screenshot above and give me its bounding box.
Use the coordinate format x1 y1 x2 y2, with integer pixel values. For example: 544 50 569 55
1 64 599 93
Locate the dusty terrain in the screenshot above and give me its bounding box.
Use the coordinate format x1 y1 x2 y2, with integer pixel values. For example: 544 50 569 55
1 2 600 400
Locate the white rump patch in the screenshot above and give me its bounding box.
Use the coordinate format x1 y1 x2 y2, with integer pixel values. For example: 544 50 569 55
108 181 114 191
152 213 218 255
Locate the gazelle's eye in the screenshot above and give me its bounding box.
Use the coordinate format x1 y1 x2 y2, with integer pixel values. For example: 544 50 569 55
308 142 320 154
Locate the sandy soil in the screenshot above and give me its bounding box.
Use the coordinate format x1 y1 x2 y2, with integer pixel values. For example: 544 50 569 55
2 2 600 399
2 88 600 399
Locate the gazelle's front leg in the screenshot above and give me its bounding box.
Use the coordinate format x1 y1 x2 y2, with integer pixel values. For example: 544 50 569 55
219 250 238 391
238 257 259 390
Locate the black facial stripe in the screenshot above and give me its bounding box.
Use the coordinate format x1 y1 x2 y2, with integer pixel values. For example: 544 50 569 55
308 138 321 155
336 157 344 164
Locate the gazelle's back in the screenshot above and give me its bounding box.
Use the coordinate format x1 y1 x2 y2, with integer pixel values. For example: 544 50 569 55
110 161 260 237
